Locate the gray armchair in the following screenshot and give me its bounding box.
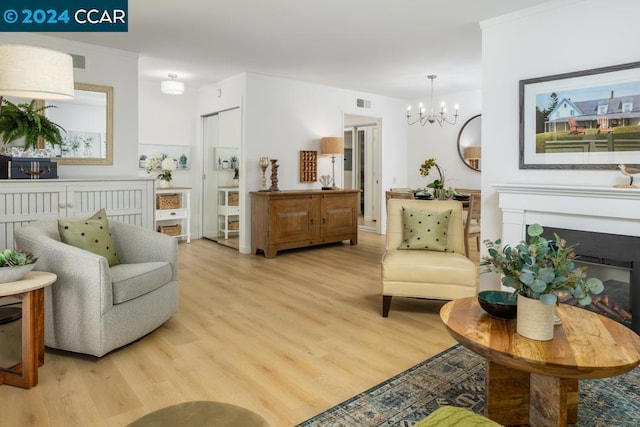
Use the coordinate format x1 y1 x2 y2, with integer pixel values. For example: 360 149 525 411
15 219 178 357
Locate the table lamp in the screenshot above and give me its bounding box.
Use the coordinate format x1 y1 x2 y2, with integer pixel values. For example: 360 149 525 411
0 44 74 105
320 137 344 190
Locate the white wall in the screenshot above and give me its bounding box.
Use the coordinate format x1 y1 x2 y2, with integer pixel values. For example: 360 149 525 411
407 89 482 191
242 73 408 253
138 78 199 188
0 34 139 178
480 0 640 287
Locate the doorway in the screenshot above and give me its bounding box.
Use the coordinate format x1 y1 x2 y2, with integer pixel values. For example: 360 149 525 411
343 114 381 232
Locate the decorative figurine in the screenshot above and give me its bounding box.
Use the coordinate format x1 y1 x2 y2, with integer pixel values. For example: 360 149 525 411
269 159 280 192
319 175 333 190
259 156 269 191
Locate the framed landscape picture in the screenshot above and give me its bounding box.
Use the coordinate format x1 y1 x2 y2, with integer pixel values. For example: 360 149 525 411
519 61 640 169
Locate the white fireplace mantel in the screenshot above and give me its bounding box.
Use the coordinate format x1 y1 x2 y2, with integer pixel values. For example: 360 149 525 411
493 183 640 244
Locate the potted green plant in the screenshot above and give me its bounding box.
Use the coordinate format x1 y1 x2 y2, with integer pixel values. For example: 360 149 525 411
0 248 37 283
418 158 446 199
0 99 65 151
232 167 239 186
482 223 604 340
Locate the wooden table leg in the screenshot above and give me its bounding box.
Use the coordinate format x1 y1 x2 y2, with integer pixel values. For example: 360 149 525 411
0 289 41 388
530 374 578 427
485 360 530 425
34 288 45 367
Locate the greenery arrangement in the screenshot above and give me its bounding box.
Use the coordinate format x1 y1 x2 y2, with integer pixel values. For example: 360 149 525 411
0 249 36 267
419 158 445 189
482 223 604 306
145 153 177 182
0 99 65 150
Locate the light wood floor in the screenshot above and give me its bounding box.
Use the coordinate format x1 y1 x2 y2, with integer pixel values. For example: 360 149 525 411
0 232 479 427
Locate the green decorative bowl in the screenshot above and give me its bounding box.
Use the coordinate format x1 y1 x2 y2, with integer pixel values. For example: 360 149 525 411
478 290 518 319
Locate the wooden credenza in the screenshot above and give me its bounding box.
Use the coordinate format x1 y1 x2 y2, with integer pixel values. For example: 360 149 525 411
251 190 358 258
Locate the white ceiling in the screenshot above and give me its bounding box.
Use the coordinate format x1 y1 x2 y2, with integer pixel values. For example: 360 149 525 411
48 0 551 99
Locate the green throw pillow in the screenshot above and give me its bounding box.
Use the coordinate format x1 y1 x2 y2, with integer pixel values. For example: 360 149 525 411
399 207 452 252
415 406 502 426
58 208 120 266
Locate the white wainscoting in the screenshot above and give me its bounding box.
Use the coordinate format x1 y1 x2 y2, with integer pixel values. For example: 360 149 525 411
0 178 155 249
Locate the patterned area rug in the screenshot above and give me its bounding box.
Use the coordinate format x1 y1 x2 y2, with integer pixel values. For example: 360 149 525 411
297 345 640 427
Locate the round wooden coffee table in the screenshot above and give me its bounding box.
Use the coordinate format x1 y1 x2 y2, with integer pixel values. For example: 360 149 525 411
440 297 640 427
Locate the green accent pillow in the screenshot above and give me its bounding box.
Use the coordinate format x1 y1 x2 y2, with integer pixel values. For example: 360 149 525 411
415 406 502 426
399 207 452 252
58 208 120 266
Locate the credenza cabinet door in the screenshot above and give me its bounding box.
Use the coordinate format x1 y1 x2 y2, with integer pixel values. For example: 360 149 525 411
269 195 320 244
320 193 358 241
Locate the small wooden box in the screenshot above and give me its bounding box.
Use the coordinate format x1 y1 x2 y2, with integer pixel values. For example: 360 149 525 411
0 156 58 179
228 220 239 230
228 192 239 206
157 224 182 236
156 193 180 209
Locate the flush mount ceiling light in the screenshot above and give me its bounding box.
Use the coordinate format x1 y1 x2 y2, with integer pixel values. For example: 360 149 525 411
406 75 459 126
160 73 184 95
0 44 74 100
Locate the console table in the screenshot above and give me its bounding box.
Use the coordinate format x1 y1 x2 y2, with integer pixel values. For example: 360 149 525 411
0 271 57 389
440 297 640 426
251 190 358 258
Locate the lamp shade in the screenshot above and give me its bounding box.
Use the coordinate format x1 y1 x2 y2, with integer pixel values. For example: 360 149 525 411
0 44 74 100
320 137 344 155
160 79 184 95
464 146 481 159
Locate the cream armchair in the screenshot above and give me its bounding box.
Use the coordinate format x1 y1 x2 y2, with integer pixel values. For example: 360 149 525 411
381 199 478 317
15 219 178 357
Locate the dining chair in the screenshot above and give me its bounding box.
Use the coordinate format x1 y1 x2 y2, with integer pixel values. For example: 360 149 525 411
385 190 415 211
463 192 481 257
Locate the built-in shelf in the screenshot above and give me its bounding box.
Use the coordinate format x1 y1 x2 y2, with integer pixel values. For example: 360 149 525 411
155 187 191 243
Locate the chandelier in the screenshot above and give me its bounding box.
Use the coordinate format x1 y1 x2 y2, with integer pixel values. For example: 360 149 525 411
406 75 459 126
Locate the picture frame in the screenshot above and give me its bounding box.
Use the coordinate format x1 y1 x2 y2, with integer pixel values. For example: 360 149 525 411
519 61 640 169
214 147 240 171
139 144 191 170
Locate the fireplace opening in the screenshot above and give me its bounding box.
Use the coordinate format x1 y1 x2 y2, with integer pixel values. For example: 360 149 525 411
558 280 632 329
536 226 638 333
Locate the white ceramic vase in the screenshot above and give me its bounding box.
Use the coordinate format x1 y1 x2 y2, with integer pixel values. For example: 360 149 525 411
157 179 172 189
516 294 555 341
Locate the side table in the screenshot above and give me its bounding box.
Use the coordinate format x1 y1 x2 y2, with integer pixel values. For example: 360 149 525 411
0 271 56 389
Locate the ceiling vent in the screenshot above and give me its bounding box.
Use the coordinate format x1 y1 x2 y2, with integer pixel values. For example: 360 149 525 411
70 54 86 70
356 98 371 109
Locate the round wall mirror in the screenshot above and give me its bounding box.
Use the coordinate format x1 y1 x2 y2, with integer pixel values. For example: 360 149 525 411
457 114 481 172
